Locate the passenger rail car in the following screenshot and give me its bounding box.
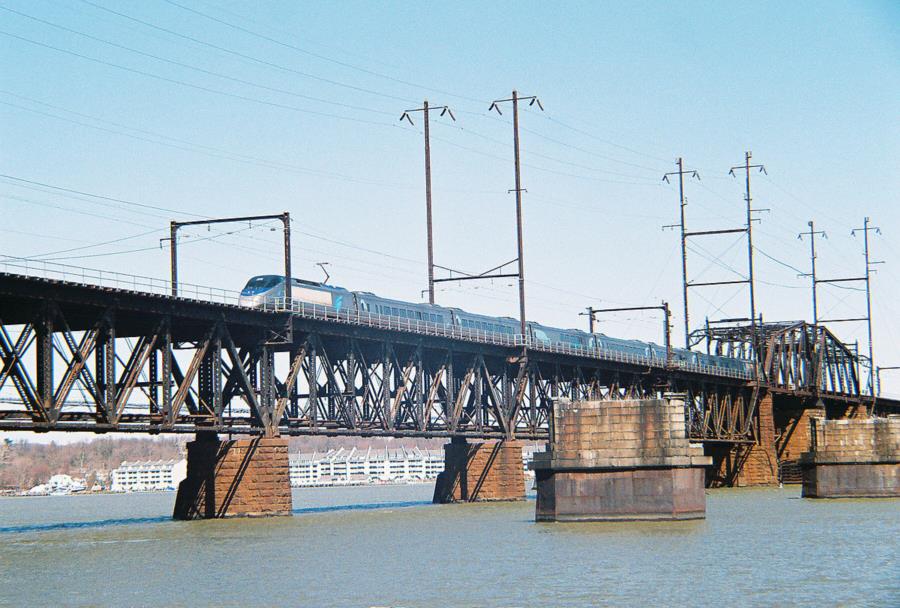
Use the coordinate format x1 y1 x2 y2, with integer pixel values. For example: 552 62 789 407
239 275 753 375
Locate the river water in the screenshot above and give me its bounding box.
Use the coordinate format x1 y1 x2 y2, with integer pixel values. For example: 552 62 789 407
0 485 897 607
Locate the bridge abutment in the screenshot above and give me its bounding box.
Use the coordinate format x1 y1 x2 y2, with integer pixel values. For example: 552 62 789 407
532 397 711 522
432 437 526 503
173 433 292 519
800 417 900 498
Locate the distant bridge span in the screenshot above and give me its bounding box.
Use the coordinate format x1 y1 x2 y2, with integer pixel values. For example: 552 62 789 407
0 266 895 443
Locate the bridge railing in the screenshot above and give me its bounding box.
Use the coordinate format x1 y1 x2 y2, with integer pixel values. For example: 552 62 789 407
0 258 240 305
266 298 754 380
264 297 524 348
0 260 752 381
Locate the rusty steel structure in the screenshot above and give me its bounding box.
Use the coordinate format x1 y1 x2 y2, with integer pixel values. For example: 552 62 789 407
0 269 894 443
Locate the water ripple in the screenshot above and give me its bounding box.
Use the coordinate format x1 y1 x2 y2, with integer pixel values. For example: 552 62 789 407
0 500 432 535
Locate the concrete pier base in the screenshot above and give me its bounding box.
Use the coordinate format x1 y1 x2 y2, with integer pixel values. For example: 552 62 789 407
173 433 292 519
532 397 711 522
800 417 900 498
432 437 525 503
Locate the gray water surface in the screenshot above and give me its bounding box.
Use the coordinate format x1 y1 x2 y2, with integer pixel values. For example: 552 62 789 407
0 485 897 607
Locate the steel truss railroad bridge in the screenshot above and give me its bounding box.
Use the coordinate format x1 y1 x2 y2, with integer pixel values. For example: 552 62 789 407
0 267 894 444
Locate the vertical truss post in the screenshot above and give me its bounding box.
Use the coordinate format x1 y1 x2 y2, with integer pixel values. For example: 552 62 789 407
161 319 172 421
96 312 116 421
35 307 54 422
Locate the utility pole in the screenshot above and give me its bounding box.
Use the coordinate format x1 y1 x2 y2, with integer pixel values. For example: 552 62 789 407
580 306 597 333
168 213 291 299
798 220 826 324
854 217 882 396
490 91 543 339
729 151 767 357
400 101 455 304
663 158 700 349
816 217 882 399
876 366 900 397
583 303 673 364
169 221 178 297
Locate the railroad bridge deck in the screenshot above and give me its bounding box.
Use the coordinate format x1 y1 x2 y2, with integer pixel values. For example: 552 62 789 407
0 266 894 443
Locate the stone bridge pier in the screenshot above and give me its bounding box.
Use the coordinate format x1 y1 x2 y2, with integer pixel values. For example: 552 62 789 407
800 416 900 498
433 437 526 503
173 432 292 519
531 396 711 522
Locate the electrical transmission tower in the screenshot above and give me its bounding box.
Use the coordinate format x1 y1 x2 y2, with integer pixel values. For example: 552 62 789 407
729 151 767 357
797 220 826 324
488 90 543 338
400 101 455 305
813 217 882 398
663 158 700 349
429 90 542 346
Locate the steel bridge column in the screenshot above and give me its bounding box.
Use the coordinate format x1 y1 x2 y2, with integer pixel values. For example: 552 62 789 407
95 312 115 422
309 339 318 428
160 320 172 422
35 308 54 422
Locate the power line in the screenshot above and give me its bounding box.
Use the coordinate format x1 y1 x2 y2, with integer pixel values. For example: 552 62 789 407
160 0 487 105
0 30 400 129
1 6 394 117
0 228 162 261
0 95 416 188
76 0 417 104
0 173 204 218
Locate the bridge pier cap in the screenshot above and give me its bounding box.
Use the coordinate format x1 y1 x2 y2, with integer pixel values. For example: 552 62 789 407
532 395 712 522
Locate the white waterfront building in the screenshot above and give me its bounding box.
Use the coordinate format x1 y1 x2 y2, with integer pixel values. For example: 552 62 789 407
110 459 187 492
26 474 87 496
289 446 445 487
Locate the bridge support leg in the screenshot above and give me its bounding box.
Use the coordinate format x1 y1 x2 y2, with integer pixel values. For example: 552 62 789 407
532 396 712 521
800 417 900 498
706 394 779 487
173 432 292 519
432 437 525 503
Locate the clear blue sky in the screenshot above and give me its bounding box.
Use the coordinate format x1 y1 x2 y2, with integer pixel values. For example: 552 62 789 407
1 1 898 389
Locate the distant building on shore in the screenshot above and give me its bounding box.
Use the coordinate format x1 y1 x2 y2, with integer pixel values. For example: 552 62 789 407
288 444 541 488
27 474 87 496
289 446 444 487
110 459 187 492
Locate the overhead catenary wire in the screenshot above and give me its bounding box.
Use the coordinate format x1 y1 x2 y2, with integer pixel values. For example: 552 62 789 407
76 0 418 105
0 6 396 117
0 30 401 129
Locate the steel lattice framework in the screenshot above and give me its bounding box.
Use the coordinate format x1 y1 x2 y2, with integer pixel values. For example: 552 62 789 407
0 273 892 442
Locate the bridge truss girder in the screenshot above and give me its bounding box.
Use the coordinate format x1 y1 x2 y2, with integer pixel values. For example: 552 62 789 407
0 303 759 442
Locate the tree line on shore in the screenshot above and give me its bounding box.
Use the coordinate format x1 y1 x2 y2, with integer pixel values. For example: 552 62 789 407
0 434 445 492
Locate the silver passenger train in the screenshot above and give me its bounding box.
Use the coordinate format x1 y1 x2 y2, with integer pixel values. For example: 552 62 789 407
239 275 753 375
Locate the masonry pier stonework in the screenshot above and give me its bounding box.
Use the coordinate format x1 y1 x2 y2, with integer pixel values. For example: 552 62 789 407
433 437 526 503
531 396 711 522
800 416 900 498
173 433 293 519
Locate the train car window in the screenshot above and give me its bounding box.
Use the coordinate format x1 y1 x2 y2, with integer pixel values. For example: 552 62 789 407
243 276 282 290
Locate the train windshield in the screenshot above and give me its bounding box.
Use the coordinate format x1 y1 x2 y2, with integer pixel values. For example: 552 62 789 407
241 275 282 294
